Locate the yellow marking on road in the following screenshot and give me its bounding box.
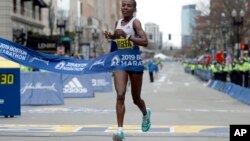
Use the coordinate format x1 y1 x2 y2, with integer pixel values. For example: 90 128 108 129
172 125 227 133
0 124 81 132
0 124 228 133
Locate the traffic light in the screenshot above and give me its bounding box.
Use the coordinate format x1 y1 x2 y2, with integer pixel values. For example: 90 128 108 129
168 34 171 40
241 44 248 50
170 46 173 51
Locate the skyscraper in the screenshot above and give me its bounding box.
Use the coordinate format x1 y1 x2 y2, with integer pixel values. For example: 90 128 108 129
181 4 199 48
145 23 161 49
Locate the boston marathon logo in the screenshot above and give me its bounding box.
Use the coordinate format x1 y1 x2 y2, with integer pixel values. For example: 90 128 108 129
55 61 87 71
0 42 27 61
111 54 143 67
0 38 144 74
111 55 120 66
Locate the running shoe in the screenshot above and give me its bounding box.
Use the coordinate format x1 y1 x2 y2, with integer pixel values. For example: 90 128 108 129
113 130 125 141
141 108 151 132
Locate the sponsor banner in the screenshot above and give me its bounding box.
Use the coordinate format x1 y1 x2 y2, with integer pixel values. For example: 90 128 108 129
21 72 64 105
90 72 113 92
62 74 94 98
0 38 144 74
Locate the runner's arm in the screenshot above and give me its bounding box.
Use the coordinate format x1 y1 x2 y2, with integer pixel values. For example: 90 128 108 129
131 19 148 47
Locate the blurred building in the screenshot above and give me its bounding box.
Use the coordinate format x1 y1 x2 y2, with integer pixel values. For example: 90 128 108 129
0 0 48 40
42 0 58 36
181 4 200 48
145 22 162 50
67 0 121 59
0 0 122 58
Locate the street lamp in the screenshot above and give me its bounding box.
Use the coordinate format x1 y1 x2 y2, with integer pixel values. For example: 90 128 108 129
75 25 83 55
231 9 245 58
221 27 228 52
56 18 66 36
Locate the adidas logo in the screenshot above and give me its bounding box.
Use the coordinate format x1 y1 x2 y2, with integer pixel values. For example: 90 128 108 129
63 77 87 93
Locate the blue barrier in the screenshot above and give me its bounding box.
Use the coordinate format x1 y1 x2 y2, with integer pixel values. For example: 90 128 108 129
62 74 94 98
192 69 212 81
20 72 114 105
208 80 250 105
90 73 113 93
214 81 224 91
209 80 217 89
187 68 250 105
184 67 192 74
21 72 64 105
222 82 232 94
229 84 242 98
241 89 250 105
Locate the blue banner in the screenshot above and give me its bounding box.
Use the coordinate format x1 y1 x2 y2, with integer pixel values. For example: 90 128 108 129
21 72 64 105
0 38 144 74
62 74 94 98
90 72 113 92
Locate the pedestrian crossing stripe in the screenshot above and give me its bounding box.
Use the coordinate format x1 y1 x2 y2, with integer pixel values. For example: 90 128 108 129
0 124 228 134
173 125 224 133
0 124 81 132
106 125 172 133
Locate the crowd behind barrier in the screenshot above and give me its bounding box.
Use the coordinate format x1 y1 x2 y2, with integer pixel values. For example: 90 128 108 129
183 59 250 88
20 71 113 105
183 60 250 105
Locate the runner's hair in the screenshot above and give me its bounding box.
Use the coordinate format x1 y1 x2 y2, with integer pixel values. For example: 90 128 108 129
132 0 137 12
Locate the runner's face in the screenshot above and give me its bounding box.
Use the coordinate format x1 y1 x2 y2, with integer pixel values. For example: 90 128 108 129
121 0 135 18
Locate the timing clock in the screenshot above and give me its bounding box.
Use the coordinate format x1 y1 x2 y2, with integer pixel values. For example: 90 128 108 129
0 68 20 117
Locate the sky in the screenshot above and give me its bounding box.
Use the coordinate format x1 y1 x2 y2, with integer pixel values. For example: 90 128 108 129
58 0 204 47
136 0 198 47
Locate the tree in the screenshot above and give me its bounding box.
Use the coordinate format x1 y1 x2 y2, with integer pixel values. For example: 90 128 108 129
192 0 250 57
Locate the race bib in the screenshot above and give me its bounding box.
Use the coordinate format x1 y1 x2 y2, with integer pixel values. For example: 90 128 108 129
116 38 133 49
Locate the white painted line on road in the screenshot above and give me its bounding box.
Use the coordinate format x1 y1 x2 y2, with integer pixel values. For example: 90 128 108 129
169 127 174 133
0 129 29 131
197 109 210 112
152 75 167 93
216 110 228 113
167 108 250 113
73 126 83 132
184 109 192 112
167 80 173 85
158 76 166 82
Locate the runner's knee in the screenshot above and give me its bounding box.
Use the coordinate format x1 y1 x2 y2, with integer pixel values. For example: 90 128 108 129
117 94 125 103
133 98 142 106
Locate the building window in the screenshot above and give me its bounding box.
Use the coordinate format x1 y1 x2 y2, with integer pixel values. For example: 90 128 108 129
39 8 42 21
13 0 17 13
32 4 36 19
21 0 25 15
80 2 83 16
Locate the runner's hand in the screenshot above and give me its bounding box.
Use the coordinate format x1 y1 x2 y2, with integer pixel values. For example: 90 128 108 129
114 29 126 38
103 31 112 39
